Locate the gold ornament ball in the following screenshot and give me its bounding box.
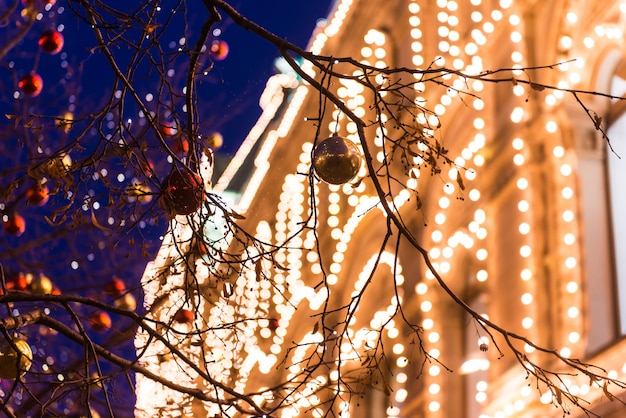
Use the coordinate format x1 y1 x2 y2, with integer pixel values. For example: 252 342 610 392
114 293 137 311
29 273 53 295
312 135 362 184
0 337 33 379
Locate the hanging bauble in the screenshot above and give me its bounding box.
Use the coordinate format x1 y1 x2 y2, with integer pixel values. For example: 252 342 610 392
174 308 194 323
139 158 155 177
160 121 177 137
0 337 32 379
114 293 137 311
89 311 112 332
206 132 223 150
268 318 279 331
312 135 362 184
38 29 64 54
104 277 126 297
18 73 43 97
26 182 49 206
126 183 153 204
171 135 189 155
56 111 74 133
162 169 204 215
29 273 53 294
6 273 28 291
3 214 26 236
209 40 229 60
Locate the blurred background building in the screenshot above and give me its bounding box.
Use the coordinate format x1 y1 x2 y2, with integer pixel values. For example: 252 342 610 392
140 0 626 416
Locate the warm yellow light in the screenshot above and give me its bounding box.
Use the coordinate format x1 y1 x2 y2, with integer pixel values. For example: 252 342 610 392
476 249 488 260
562 210 574 222
567 306 579 318
518 200 529 212
565 257 577 269
566 281 578 293
510 106 525 122
521 317 533 329
429 402 441 412
546 120 558 133
521 269 533 281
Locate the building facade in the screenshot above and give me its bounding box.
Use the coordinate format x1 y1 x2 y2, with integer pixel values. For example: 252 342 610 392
137 0 626 417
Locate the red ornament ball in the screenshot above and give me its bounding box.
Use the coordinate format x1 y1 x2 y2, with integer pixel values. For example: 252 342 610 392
171 135 189 155
312 135 362 184
3 214 26 236
26 182 49 206
6 273 28 291
89 311 112 332
174 308 194 324
162 170 204 215
38 29 64 54
160 121 177 136
268 318 279 331
18 73 43 97
105 277 126 297
209 40 229 60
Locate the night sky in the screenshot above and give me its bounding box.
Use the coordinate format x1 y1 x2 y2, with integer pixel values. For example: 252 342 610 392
191 1 334 155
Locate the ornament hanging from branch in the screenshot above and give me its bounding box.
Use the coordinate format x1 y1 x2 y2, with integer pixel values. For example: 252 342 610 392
312 135 362 184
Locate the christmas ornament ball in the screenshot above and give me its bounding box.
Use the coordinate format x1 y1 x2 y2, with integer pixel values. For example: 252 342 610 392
26 182 49 206
126 183 153 204
114 293 137 311
38 29 64 54
0 337 32 379
3 214 26 236
29 274 53 295
162 170 204 215
105 277 126 296
209 40 229 60
89 311 112 332
18 73 43 97
206 132 223 150
174 308 194 323
312 135 362 184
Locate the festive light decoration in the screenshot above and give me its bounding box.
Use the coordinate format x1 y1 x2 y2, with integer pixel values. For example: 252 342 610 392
28 273 54 294
161 169 204 216
38 29 64 54
3 213 26 236
105 277 126 297
173 308 194 323
312 135 362 184
89 311 112 332
0 337 33 379
170 135 189 155
209 39 229 60
18 73 43 97
127 183 153 204
26 181 49 206
205 132 223 150
6 273 28 291
114 293 137 311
